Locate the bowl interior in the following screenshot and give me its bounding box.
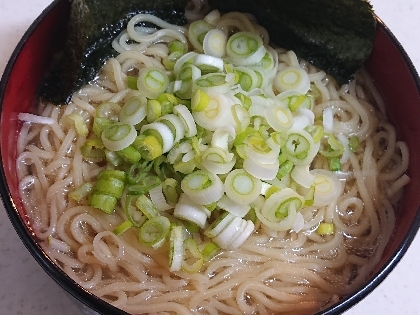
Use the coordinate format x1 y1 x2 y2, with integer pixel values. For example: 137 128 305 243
1 1 420 314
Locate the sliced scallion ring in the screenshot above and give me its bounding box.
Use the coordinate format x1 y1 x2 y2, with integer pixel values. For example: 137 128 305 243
265 105 293 132
217 194 251 217
188 20 213 53
181 170 224 205
283 129 318 165
173 104 197 137
226 31 266 66
113 220 134 235
101 122 137 151
204 211 236 238
119 96 147 125
140 121 175 153
203 29 227 58
137 67 169 99
229 220 254 249
274 66 310 94
224 169 262 205
193 54 224 73
169 225 184 271
173 193 209 228
135 194 160 219
139 216 171 249
182 238 204 273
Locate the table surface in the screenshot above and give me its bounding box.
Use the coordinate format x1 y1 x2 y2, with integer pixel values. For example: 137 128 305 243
1 0 420 314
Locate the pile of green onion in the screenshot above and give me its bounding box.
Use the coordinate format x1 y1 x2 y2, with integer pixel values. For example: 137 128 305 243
70 10 355 273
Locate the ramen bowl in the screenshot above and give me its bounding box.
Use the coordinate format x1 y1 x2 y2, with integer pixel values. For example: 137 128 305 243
1 0 420 314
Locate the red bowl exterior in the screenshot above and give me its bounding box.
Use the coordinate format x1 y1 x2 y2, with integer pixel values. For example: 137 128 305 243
0 1 419 314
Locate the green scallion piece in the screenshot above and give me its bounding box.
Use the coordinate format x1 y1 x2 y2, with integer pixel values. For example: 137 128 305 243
135 194 160 219
349 136 360 152
182 238 204 273
277 160 294 179
117 145 142 164
316 222 335 235
113 220 134 235
89 193 117 214
139 216 171 249
201 242 219 261
98 169 127 182
94 177 125 199
81 139 105 159
328 157 341 171
93 117 113 138
127 76 138 90
68 182 93 203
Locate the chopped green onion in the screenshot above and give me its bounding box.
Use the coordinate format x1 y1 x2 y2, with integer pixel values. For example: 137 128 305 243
116 145 142 164
93 117 113 138
349 136 360 152
124 195 147 228
193 54 224 74
319 133 344 158
224 168 262 205
182 238 204 273
163 51 183 70
96 102 120 120
98 169 127 182
311 169 343 207
204 211 236 238
274 66 310 94
328 157 341 171
127 76 138 90
93 177 125 199
265 105 293 132
169 225 184 271
136 134 163 161
89 193 117 214
119 96 147 125
139 216 171 249
316 222 335 235
283 129 318 165
173 193 209 228
288 95 311 112
162 178 180 205
169 40 188 54
113 220 134 235
277 160 294 179
195 73 232 94
69 182 93 203
64 113 89 136
234 92 252 110
234 67 259 91
137 67 169 99
201 242 219 261
173 104 197 137
188 20 213 53
226 31 266 66
81 139 105 159
181 170 224 205
203 29 227 58
101 122 137 151
147 99 162 123
135 194 160 219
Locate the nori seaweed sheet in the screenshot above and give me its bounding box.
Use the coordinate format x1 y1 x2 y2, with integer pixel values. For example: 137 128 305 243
39 0 187 105
40 0 376 104
208 0 376 85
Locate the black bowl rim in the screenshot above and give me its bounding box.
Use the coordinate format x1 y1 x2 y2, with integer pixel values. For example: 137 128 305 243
0 1 419 315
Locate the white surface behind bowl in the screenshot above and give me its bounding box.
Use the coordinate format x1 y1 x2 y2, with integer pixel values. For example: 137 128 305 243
0 0 419 314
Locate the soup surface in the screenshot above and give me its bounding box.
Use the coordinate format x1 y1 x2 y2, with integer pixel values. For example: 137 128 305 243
16 5 409 315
